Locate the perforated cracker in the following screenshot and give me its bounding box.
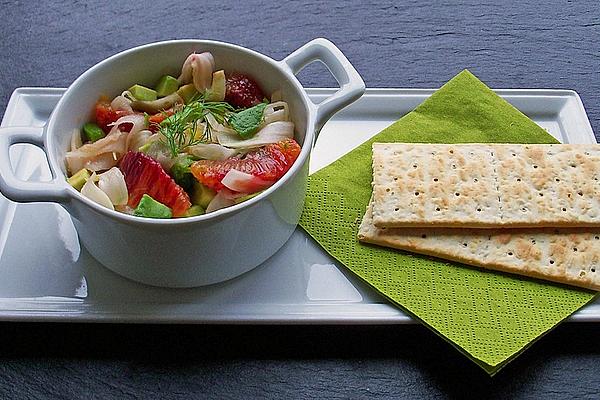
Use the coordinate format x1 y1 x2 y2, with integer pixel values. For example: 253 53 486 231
359 199 600 291
371 143 502 227
494 144 600 226
371 143 600 228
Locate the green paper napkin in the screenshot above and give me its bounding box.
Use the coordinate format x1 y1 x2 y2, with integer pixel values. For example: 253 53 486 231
299 70 597 375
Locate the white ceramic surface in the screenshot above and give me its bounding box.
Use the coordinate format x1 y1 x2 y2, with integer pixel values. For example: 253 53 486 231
0 39 365 287
0 87 598 323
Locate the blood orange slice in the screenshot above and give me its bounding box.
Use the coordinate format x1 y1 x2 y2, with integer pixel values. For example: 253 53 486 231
190 138 301 192
95 100 131 133
120 151 191 217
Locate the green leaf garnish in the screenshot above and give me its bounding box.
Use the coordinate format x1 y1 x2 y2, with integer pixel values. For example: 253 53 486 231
228 102 267 139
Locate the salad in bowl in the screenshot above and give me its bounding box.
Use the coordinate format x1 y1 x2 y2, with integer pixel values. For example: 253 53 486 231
0 38 364 286
66 52 300 218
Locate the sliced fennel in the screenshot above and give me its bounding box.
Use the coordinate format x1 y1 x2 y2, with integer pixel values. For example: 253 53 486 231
98 167 128 206
217 121 294 149
81 172 114 210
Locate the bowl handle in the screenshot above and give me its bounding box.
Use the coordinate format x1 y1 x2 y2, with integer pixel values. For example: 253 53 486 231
0 126 70 203
281 38 365 134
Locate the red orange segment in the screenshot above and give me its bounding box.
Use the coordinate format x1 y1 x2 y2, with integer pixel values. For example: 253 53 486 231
190 138 301 192
120 151 191 217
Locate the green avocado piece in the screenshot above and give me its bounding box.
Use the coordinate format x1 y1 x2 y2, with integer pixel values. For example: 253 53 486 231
191 181 216 209
228 102 267 139
181 204 205 217
177 84 199 104
129 84 158 101
205 70 226 102
134 194 172 218
155 75 180 97
67 168 91 191
82 122 105 142
170 155 196 193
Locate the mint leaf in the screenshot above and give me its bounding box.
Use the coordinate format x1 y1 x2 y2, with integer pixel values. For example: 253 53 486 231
228 102 267 139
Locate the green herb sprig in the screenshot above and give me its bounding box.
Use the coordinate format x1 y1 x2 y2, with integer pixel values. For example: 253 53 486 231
159 95 235 157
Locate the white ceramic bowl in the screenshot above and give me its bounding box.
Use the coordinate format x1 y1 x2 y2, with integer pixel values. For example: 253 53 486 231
0 38 364 287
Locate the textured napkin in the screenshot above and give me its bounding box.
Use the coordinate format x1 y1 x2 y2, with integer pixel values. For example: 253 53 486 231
298 70 597 375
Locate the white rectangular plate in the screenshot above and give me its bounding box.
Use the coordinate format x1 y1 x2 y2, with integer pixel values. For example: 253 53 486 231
0 87 597 324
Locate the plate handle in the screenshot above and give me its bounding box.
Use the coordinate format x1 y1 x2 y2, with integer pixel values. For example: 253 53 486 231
281 38 365 134
0 127 70 203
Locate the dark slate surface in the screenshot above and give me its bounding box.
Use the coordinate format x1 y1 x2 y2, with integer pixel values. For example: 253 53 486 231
1 0 599 398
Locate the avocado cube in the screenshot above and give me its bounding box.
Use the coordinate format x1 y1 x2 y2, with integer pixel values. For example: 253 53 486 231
170 155 196 193
128 84 158 101
205 70 226 102
191 181 216 209
67 168 91 191
155 75 180 97
177 84 199 104
133 194 172 218
82 122 105 142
